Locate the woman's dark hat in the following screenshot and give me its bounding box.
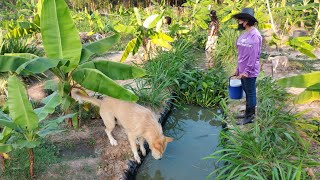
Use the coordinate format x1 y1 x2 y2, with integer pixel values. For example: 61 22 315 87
232 8 258 23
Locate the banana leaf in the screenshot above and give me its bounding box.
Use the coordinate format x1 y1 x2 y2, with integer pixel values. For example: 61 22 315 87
114 24 135 34
4 53 39 59
0 127 12 141
77 60 146 80
16 57 61 75
41 0 82 72
0 143 12 153
134 7 142 26
7 76 38 131
143 14 162 29
0 56 30 72
80 33 120 64
278 72 320 88
120 37 140 62
294 89 320 104
34 92 61 121
151 39 172 50
0 119 18 130
72 68 138 102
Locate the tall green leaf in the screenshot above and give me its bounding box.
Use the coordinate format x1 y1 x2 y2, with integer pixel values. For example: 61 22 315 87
278 72 320 88
72 68 138 102
80 33 120 64
150 32 174 42
41 0 82 71
296 48 316 59
0 143 12 153
143 14 162 29
0 127 12 142
77 60 146 80
34 92 61 121
306 83 320 91
8 76 38 131
294 90 320 104
0 111 11 122
79 48 94 64
120 38 139 63
4 53 39 59
134 7 142 26
16 57 61 75
114 24 135 34
151 39 172 50
0 119 18 130
0 56 30 72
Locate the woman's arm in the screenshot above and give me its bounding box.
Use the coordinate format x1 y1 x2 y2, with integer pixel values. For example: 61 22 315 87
243 36 260 76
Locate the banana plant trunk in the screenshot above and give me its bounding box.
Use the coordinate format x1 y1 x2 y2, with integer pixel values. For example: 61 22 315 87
28 148 35 178
65 108 73 127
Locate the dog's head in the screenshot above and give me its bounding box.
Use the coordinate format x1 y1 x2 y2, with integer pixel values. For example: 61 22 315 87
150 136 173 160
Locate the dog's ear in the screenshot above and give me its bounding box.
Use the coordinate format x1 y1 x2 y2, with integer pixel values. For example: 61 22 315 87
165 137 174 143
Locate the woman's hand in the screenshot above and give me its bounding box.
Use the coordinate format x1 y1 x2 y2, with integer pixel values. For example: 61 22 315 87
239 73 248 78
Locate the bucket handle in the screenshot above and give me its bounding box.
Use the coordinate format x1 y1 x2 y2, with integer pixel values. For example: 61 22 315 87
228 75 238 86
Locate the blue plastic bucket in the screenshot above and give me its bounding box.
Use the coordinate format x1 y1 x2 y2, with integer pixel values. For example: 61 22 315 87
228 76 243 100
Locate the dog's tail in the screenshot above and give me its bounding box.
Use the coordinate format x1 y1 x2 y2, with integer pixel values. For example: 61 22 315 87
72 90 101 107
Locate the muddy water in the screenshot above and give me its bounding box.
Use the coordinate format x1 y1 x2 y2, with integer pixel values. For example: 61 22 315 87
136 105 222 180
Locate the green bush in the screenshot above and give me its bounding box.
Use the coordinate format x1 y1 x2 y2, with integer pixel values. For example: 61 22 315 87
176 68 228 108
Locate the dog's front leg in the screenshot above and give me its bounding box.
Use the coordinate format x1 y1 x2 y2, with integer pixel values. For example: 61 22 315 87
138 138 146 156
128 134 141 163
101 112 118 146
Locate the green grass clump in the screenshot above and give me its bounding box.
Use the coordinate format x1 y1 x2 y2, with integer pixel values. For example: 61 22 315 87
205 77 318 179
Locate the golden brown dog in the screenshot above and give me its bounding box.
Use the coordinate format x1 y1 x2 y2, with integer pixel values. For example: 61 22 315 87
72 91 173 163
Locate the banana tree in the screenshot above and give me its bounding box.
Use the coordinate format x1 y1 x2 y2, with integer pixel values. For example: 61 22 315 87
0 75 72 177
278 72 320 104
286 37 317 59
116 7 174 62
0 0 146 127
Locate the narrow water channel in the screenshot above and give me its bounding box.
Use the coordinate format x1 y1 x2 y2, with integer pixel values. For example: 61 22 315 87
136 105 222 180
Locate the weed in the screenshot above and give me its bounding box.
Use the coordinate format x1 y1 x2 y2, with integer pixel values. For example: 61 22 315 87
0 37 44 56
176 68 228 108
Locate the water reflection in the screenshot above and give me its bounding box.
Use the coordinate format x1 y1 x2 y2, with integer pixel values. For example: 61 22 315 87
137 105 222 180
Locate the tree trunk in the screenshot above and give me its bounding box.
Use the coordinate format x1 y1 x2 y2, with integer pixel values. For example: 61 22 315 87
28 148 35 178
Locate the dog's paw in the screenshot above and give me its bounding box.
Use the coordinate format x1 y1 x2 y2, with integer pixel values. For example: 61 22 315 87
134 154 141 164
109 139 118 146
